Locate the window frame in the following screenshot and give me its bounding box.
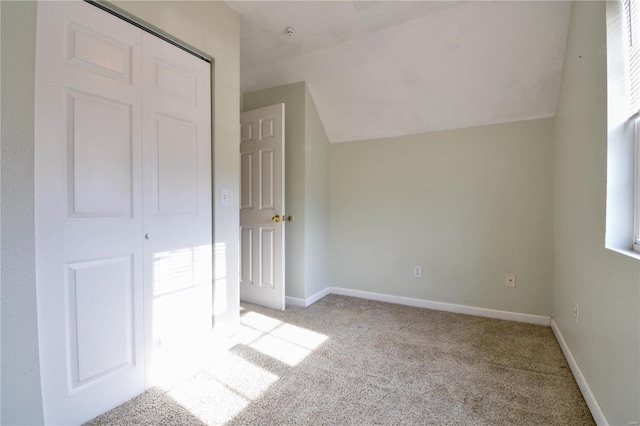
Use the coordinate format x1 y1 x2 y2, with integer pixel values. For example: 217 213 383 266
634 118 640 252
621 0 640 254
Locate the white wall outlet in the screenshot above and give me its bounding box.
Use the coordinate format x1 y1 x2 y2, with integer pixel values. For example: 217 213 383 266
574 302 579 323
505 273 516 287
221 188 229 205
414 266 422 278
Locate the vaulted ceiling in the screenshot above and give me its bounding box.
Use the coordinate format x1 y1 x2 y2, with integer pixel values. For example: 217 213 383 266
227 1 572 143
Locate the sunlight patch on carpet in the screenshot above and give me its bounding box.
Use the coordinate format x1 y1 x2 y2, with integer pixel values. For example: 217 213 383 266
167 372 250 425
239 310 328 366
162 307 327 423
208 354 279 400
240 311 283 333
249 334 313 366
163 350 280 425
271 323 328 350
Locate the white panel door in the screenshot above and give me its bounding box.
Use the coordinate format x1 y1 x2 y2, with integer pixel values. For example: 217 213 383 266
240 104 285 311
34 2 144 424
141 32 212 386
35 1 213 423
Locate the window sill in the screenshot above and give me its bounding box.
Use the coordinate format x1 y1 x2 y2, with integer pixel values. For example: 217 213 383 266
606 246 640 260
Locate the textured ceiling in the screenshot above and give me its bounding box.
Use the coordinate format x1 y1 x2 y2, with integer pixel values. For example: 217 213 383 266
229 1 572 143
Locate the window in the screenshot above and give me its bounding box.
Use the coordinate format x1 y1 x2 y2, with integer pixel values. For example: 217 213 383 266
624 0 640 252
634 119 640 251
625 0 640 113
605 1 640 256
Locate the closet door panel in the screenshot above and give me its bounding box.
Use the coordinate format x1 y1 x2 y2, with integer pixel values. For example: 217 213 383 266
141 32 213 387
35 2 144 425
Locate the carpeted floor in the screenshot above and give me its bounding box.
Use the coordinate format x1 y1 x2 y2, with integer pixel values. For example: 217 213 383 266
86 295 594 425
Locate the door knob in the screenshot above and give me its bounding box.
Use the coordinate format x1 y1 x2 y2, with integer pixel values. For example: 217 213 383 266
286 215 295 222
144 233 151 240
271 215 281 223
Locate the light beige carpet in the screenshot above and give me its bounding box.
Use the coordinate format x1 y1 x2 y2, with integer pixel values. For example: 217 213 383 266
86 295 594 425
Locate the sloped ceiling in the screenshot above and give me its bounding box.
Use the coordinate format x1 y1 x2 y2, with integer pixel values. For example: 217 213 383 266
228 1 572 143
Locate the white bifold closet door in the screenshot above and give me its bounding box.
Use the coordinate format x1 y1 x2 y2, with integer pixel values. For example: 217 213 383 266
141 24 213 389
34 2 211 425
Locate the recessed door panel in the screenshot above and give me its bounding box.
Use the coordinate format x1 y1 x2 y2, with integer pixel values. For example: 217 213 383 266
68 91 133 218
154 115 198 216
260 228 275 288
241 152 253 210
241 122 254 143
260 149 274 210
154 60 197 104
67 256 134 388
259 117 274 140
66 21 132 83
240 227 253 284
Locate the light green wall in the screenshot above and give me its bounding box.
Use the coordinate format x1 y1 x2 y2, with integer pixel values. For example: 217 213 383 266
330 118 555 316
0 1 240 423
243 82 307 299
304 86 330 297
243 82 330 301
553 2 640 424
1 2 43 424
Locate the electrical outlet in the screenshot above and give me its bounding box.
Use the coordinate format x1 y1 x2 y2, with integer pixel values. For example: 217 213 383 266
414 266 422 278
574 302 579 323
505 273 516 287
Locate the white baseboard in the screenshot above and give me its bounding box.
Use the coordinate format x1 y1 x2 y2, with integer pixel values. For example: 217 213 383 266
285 296 306 307
286 287 331 308
307 287 331 306
329 287 550 326
550 319 608 425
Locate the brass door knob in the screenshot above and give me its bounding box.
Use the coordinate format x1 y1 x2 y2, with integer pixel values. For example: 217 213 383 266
271 215 281 222
286 215 295 222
